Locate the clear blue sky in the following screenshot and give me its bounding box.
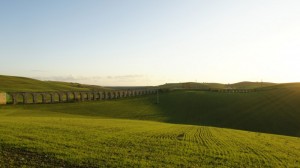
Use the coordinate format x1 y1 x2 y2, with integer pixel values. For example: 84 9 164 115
1 0 300 86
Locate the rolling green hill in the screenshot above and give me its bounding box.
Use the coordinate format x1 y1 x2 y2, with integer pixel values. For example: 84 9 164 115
2 85 299 137
160 82 226 89
1 75 300 167
0 75 108 92
160 81 277 90
230 81 276 89
0 115 299 167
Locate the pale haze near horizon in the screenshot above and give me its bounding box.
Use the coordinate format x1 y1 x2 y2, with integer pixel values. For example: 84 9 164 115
0 0 299 86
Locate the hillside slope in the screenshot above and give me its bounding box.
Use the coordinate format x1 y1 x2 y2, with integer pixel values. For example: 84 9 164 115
0 75 107 92
230 81 276 89
2 83 300 137
0 116 299 167
160 81 277 90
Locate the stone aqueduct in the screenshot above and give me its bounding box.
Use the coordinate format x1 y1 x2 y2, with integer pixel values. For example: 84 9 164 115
0 89 257 105
7 89 157 105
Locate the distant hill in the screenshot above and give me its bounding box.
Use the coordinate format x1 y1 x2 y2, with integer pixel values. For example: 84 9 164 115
0 75 109 92
0 76 299 166
230 81 276 89
2 82 299 137
160 81 277 90
160 82 226 90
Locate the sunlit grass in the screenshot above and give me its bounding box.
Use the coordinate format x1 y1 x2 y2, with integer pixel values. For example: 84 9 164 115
0 117 299 167
1 82 300 167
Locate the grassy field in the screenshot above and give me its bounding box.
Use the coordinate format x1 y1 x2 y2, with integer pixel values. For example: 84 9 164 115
0 90 300 167
1 75 300 167
0 116 299 167
0 75 107 92
2 85 300 137
160 81 276 90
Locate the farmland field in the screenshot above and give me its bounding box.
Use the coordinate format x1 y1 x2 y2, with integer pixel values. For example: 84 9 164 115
2 86 300 137
0 116 300 167
1 76 300 167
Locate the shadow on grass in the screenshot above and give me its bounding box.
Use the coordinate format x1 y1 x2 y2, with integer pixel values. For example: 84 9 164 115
152 90 300 137
1 90 300 137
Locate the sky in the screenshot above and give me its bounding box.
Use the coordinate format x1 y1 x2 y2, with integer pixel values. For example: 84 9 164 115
1 0 300 86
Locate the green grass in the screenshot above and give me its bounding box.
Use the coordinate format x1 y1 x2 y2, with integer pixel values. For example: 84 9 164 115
0 75 108 92
230 81 276 89
1 75 300 167
0 117 299 167
2 86 300 137
160 81 277 90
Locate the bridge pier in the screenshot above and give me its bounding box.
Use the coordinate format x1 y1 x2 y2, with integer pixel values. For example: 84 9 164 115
0 92 7 105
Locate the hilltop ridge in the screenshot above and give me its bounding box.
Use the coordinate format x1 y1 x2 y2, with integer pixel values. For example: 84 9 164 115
0 75 108 92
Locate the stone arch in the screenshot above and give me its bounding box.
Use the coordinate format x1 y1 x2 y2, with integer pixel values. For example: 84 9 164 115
5 93 13 104
58 92 67 102
92 92 97 100
119 91 123 98
84 92 90 101
66 92 75 102
33 93 44 104
87 92 92 101
49 93 56 103
127 91 131 97
114 92 118 99
99 92 103 100
22 93 34 104
104 92 109 99
102 92 107 100
80 92 87 101
42 93 51 103
93 92 101 101
108 92 113 99
110 92 114 99
66 92 70 102
90 92 96 100
10 93 16 104
51 92 60 103
11 93 25 104
123 91 127 98
73 92 79 101
107 92 111 99
115 91 119 99
106 92 110 100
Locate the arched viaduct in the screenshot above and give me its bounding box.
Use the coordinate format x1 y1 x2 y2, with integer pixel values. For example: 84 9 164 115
211 89 257 93
4 89 157 105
